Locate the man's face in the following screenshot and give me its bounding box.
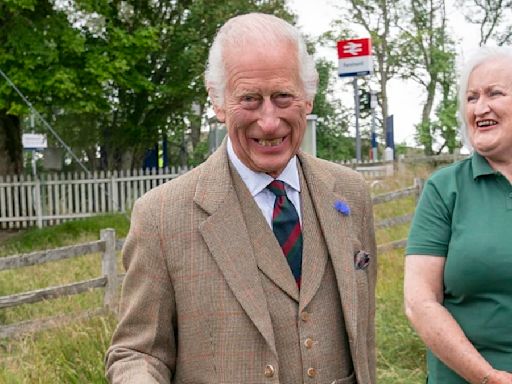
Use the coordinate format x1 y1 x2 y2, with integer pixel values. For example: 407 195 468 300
213 42 313 178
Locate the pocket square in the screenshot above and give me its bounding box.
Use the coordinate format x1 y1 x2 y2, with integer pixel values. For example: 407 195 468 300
354 250 371 270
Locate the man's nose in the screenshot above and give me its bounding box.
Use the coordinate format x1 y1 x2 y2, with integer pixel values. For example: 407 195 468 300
258 97 280 132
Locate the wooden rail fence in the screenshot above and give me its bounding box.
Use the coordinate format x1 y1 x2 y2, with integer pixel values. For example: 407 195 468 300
0 228 122 339
0 180 423 338
374 178 423 254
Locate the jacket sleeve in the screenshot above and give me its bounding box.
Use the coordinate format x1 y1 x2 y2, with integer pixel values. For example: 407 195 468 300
105 193 176 384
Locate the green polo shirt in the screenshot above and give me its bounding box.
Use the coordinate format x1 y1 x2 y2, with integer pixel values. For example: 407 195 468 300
407 153 512 384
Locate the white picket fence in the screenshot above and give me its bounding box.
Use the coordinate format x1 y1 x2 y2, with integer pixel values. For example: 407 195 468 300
0 167 190 229
0 160 391 230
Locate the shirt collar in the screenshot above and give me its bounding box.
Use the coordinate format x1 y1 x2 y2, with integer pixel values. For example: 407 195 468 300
471 151 497 179
227 138 301 197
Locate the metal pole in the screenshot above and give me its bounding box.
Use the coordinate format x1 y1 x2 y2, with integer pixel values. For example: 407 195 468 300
31 150 43 228
31 150 37 179
371 91 378 161
353 78 361 162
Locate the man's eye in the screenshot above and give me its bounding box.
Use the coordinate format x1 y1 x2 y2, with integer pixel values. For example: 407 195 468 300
240 95 261 109
273 93 294 108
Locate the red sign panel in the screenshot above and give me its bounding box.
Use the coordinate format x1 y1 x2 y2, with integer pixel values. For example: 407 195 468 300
337 38 372 58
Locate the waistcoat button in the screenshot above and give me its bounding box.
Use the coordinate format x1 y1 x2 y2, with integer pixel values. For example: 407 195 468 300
304 337 314 349
307 367 317 377
264 364 275 378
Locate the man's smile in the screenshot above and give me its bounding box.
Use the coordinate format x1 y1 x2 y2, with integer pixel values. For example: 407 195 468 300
255 138 284 147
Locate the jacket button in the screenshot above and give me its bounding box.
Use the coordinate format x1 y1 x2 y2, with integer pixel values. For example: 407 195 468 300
300 311 310 322
304 337 314 349
307 367 317 377
264 364 275 378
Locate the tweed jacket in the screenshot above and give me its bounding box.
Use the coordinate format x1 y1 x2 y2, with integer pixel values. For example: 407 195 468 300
105 142 377 384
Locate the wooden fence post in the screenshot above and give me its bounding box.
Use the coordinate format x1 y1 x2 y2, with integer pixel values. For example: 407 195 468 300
414 178 424 203
101 228 118 313
34 177 43 229
110 171 119 212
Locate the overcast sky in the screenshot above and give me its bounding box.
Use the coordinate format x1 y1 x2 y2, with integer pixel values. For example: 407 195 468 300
288 0 482 147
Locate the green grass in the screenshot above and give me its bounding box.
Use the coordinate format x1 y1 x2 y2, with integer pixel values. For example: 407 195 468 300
0 213 130 257
376 249 426 383
0 316 116 384
0 171 430 383
0 214 128 383
371 166 429 384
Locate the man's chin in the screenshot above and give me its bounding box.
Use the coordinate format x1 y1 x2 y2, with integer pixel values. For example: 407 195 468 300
248 153 294 177
260 164 287 178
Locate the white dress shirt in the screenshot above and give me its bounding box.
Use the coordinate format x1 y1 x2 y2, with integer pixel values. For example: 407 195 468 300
227 138 302 228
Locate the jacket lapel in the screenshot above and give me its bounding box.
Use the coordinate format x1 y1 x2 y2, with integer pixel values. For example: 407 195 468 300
230 167 299 302
297 165 328 311
298 153 358 347
195 143 277 357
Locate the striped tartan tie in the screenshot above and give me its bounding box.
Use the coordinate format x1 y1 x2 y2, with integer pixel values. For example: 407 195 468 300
267 180 303 288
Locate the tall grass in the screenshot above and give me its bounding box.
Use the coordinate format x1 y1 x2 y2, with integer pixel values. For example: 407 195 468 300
376 248 426 383
0 214 129 383
370 164 430 384
1 316 116 384
0 165 435 383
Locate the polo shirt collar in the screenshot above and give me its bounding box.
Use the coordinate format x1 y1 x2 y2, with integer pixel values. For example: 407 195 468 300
226 138 301 197
471 151 496 179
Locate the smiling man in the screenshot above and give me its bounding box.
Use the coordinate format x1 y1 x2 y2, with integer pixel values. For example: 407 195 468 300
106 13 377 384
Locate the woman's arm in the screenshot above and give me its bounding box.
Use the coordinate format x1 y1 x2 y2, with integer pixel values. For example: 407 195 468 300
404 255 512 384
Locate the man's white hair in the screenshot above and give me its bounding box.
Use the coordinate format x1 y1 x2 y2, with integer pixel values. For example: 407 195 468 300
204 13 318 106
458 45 512 150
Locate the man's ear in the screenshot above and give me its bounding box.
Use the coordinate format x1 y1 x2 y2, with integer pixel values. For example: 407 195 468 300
208 87 226 122
306 100 313 115
212 103 226 123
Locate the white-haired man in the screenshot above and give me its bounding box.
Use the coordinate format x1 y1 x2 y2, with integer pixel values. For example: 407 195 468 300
106 13 376 384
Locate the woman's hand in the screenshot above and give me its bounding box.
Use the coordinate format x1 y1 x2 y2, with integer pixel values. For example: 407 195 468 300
488 369 512 384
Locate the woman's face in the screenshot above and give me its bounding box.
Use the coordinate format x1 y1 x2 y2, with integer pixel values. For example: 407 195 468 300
465 58 512 162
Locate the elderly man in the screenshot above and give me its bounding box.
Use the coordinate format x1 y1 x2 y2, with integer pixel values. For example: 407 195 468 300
106 13 376 384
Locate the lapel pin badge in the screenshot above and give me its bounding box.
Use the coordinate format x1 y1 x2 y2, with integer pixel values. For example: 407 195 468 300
334 200 350 216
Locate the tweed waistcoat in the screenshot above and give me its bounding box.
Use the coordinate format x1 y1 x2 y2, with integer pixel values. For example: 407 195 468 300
230 163 354 384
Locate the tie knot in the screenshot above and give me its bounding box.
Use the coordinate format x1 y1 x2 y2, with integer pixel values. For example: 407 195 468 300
267 180 287 197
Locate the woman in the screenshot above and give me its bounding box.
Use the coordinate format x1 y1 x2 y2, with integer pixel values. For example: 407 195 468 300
404 46 512 384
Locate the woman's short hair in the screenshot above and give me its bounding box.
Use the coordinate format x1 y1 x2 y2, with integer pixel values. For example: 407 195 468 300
204 13 318 106
458 46 512 150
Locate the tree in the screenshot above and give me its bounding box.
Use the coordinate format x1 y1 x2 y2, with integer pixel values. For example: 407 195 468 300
398 0 457 155
458 0 512 45
312 59 354 160
62 0 295 169
0 0 99 175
